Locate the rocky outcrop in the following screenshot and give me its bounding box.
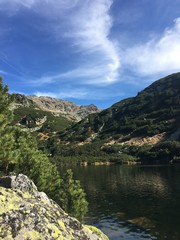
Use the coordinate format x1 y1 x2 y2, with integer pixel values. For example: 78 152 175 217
13 94 101 122
0 174 108 240
13 94 35 108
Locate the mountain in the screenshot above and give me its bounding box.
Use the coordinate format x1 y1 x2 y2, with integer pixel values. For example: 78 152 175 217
11 73 180 164
61 73 180 145
12 94 100 134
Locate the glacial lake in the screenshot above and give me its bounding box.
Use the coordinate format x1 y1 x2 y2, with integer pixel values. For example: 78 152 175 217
69 164 180 240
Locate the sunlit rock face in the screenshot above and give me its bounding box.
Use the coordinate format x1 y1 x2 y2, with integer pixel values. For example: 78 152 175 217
13 94 101 122
0 174 108 240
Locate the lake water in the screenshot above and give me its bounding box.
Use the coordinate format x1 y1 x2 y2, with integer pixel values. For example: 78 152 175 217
70 164 180 240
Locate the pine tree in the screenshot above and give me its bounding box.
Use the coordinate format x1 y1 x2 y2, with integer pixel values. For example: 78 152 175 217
60 169 88 221
0 77 88 220
0 77 16 173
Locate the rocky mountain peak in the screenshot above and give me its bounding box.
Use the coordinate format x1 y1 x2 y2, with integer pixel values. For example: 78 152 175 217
13 94 101 122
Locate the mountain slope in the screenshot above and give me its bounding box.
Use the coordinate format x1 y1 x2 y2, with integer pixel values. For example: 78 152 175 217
14 94 100 121
12 94 100 133
61 73 180 144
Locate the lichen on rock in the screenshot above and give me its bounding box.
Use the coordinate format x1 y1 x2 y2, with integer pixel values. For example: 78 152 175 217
0 174 109 240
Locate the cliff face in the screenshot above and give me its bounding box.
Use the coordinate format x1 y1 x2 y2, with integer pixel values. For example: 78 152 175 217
0 174 108 240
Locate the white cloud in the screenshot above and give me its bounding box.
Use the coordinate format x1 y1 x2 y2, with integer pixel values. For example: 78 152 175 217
124 18 180 76
34 87 124 100
0 70 7 75
4 0 179 88
0 0 36 14
68 0 120 84
34 89 88 99
31 63 119 86
0 52 25 76
40 0 120 85
1 0 120 85
0 0 80 17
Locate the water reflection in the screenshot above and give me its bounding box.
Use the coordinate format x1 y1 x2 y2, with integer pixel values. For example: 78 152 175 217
61 164 180 240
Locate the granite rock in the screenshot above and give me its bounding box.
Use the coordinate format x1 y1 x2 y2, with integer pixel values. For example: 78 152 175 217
0 174 109 240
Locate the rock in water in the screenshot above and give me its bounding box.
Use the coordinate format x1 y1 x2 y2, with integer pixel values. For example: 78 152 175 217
0 174 109 240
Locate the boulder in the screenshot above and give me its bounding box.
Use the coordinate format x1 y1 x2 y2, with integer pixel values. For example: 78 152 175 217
0 174 108 240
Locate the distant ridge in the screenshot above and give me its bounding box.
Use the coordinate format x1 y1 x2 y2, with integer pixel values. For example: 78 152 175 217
12 94 101 134
13 94 100 122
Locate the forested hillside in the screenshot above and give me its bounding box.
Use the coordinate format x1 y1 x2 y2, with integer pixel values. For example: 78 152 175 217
61 73 180 143
43 73 180 165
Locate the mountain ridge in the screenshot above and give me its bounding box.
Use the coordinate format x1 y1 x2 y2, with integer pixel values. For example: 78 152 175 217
11 73 180 164
61 72 180 144
13 94 100 122
12 94 101 134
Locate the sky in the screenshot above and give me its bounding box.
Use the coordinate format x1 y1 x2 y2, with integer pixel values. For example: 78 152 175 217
0 0 180 108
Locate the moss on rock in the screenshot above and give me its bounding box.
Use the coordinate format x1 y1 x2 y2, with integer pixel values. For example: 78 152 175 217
85 225 109 240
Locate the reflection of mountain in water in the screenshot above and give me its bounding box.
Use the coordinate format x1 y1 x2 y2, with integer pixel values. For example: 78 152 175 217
108 167 170 197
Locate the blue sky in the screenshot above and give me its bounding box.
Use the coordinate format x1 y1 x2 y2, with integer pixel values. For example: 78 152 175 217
0 0 180 108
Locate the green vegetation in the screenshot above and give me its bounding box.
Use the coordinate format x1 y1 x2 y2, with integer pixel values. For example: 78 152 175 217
10 73 180 166
36 73 180 165
60 169 88 220
0 77 87 221
41 137 135 165
103 141 180 164
61 73 180 142
40 135 179 165
139 141 180 163
13 106 71 132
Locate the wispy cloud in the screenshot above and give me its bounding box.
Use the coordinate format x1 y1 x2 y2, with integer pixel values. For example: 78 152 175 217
0 69 7 75
1 0 179 105
67 0 120 84
0 0 36 15
0 0 79 11
1 0 120 86
34 89 88 100
0 52 25 77
31 63 119 86
34 86 125 100
124 18 180 77
36 0 120 86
